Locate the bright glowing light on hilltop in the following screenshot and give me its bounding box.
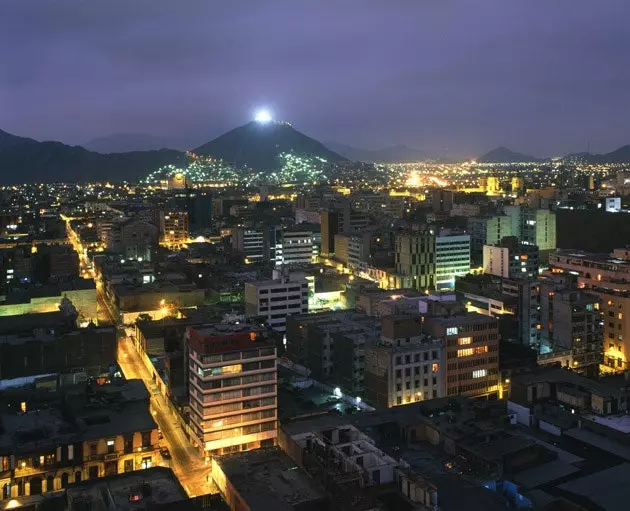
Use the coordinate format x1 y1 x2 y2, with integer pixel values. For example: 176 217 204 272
254 109 273 123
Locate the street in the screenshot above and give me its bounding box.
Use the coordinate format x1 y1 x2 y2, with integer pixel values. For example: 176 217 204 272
118 337 215 496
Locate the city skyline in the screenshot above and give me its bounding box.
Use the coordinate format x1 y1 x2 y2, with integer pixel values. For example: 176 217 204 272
1 0 629 158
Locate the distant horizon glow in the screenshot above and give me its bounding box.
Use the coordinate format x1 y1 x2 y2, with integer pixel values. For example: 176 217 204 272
254 110 273 123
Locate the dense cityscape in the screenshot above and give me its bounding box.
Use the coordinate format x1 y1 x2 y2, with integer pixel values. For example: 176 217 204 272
2 2 630 511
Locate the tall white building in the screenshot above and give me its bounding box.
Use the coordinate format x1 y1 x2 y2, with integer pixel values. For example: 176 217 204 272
244 272 309 331
435 231 471 289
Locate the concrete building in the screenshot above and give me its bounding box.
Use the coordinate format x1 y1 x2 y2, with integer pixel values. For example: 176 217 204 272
502 279 540 348
425 311 500 398
468 215 513 256
244 272 309 332
232 227 265 263
100 216 158 262
504 205 556 261
66 467 199 511
333 232 370 269
285 311 380 392
320 207 370 257
159 210 189 248
0 379 159 499
435 231 470 290
539 276 602 376
212 447 326 511
187 324 277 457
320 211 339 256
395 232 436 291
276 229 313 267
483 237 539 279
548 249 630 291
364 315 445 408
599 289 630 373
279 422 438 510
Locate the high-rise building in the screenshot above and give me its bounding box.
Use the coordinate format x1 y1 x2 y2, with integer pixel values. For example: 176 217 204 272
320 211 339 256
276 229 313 266
187 325 277 457
599 289 630 373
425 311 499 398
395 232 436 291
468 216 513 256
232 227 265 263
483 236 539 279
244 272 309 332
435 231 470 289
504 206 556 261
502 278 541 348
159 211 188 248
539 282 601 376
364 315 445 408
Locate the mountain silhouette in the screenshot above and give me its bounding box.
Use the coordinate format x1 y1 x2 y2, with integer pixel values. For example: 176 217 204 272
477 147 541 163
193 121 345 171
0 129 185 183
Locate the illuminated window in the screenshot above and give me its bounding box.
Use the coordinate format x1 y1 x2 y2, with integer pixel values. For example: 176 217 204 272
458 337 472 345
457 348 473 357
432 363 439 373
474 346 488 355
446 327 458 336
473 369 487 378
619 313 624 320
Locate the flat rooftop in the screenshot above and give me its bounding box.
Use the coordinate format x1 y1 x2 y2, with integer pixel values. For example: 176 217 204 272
557 462 630 511
214 447 325 511
67 467 188 511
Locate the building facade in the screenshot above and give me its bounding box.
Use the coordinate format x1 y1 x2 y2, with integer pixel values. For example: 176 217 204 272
425 312 500 398
435 232 470 289
244 274 309 332
364 315 445 408
395 232 436 291
187 325 277 457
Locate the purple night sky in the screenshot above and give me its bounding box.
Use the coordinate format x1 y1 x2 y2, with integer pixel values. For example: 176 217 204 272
1 0 628 158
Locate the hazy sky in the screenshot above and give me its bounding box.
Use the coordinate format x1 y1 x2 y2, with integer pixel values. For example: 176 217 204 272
1 0 629 158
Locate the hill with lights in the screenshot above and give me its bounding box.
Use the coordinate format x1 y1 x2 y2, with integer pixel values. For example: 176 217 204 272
192 119 346 172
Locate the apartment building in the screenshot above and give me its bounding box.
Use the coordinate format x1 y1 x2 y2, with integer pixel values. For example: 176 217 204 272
187 324 277 457
159 211 188 248
425 312 500 398
548 249 630 291
504 205 556 260
285 310 380 392
599 289 630 373
244 273 309 332
483 237 539 279
468 215 513 256
364 315 445 408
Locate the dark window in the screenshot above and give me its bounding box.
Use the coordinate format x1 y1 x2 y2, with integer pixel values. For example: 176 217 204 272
89 466 99 479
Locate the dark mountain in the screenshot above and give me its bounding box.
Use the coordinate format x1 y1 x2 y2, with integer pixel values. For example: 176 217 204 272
326 141 428 163
193 121 345 171
84 133 189 153
477 147 542 163
0 129 185 183
565 145 630 164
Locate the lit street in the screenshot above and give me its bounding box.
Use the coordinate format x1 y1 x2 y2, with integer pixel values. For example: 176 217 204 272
117 336 215 496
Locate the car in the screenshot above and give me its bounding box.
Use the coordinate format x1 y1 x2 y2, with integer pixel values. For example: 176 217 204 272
160 448 172 460
158 429 163 440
